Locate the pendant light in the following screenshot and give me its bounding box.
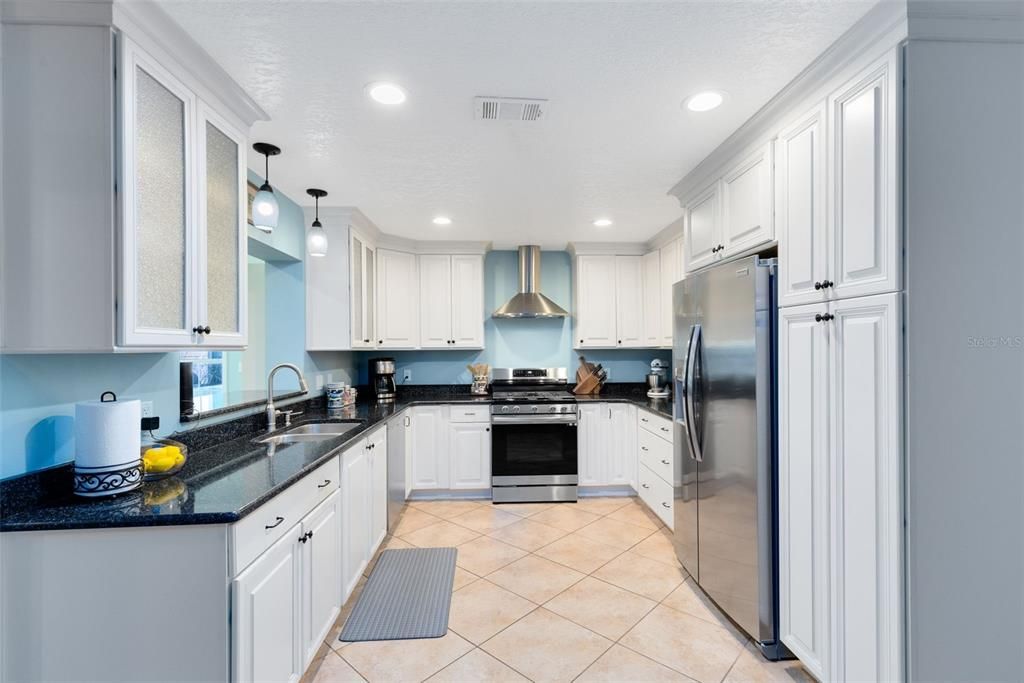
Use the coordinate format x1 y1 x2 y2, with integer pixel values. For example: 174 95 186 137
306 188 328 257
251 142 281 233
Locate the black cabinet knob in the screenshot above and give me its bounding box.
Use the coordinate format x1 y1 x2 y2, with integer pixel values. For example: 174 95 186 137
814 281 822 290
618 340 622 344
203 325 211 335
378 339 383 344
822 280 833 289
815 313 834 323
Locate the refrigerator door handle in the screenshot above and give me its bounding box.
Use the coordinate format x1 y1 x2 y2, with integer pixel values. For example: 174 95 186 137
684 323 704 463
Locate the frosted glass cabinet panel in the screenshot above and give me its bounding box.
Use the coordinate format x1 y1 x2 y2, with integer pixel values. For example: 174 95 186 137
198 109 247 347
121 47 196 347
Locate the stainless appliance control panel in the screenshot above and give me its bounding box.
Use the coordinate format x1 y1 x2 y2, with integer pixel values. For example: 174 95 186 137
491 403 577 415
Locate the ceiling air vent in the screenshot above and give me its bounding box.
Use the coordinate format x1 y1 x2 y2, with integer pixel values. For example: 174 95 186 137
474 96 548 122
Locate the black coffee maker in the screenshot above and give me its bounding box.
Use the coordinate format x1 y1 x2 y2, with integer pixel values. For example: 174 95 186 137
368 357 397 402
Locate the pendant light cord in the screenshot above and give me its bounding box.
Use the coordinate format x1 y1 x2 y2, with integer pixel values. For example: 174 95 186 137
264 152 270 183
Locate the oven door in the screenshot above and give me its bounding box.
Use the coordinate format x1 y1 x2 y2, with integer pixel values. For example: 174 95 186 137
491 415 578 483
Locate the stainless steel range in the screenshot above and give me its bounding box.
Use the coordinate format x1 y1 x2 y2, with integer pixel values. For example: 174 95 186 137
490 368 578 503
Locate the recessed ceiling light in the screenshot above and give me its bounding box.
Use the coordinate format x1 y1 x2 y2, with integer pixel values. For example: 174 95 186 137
685 90 726 112
366 82 407 105
593 218 613 227
432 216 452 226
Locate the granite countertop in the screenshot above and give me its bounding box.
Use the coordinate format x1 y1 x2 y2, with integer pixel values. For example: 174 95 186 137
0 384 670 533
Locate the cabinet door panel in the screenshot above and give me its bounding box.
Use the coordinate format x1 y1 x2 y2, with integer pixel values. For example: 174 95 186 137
607 404 637 487
684 183 720 272
829 51 900 300
451 255 484 347
449 423 491 489
722 143 773 254
777 105 828 307
197 107 246 347
641 251 662 347
778 303 830 679
369 429 388 551
302 491 341 667
419 255 453 348
660 239 682 346
376 249 418 348
575 256 618 347
232 531 301 683
577 404 606 486
120 43 196 347
615 256 644 348
341 442 369 597
411 406 449 489
828 292 901 683
350 234 367 347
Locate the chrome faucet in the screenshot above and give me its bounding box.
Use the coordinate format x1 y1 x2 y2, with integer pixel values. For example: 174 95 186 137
266 363 309 432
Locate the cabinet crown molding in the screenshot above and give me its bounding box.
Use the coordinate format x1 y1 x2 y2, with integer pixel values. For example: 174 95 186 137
666 0 906 205
308 207 489 254
2 0 269 127
908 0 1024 42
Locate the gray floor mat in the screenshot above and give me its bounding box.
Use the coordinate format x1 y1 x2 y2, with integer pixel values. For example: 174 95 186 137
339 547 457 642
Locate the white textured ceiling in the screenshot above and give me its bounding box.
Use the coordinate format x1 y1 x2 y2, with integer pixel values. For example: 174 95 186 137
161 0 875 246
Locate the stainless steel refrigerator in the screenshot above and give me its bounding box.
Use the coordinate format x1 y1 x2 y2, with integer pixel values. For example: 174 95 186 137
672 254 787 660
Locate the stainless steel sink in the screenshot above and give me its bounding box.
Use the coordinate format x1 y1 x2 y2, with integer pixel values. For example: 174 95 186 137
255 421 363 445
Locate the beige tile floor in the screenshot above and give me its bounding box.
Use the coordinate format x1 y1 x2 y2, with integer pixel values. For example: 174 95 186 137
301 498 813 683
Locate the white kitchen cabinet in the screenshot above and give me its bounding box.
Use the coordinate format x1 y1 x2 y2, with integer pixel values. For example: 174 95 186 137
232 528 302 683
575 255 618 348
660 238 684 346
641 251 662 347
418 254 484 349
375 248 419 348
411 405 450 490
449 423 492 489
450 255 486 347
340 441 370 597
300 491 342 667
827 50 900 301
778 291 901 683
615 256 644 348
119 38 247 349
578 403 636 487
368 428 389 550
350 232 376 348
721 142 774 255
778 303 830 680
684 182 721 272
777 104 829 308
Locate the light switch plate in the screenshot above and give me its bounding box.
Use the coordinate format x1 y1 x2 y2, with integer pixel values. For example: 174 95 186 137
141 401 154 418
403 369 412 383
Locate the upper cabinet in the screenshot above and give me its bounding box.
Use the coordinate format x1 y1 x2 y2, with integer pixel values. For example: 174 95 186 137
683 141 774 274
641 251 662 347
350 232 376 349
777 49 901 307
2 14 257 353
574 255 618 348
375 248 418 349
419 255 484 349
827 50 900 301
120 41 247 348
614 256 644 348
659 238 684 346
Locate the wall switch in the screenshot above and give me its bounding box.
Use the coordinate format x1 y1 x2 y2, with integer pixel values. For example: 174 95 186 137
403 369 412 383
141 401 154 418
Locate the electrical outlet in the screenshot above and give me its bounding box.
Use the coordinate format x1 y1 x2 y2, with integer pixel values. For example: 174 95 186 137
141 401 154 418
403 369 412 383
604 368 612 382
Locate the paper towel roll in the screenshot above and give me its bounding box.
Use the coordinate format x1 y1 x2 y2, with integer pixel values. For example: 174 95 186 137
75 395 141 470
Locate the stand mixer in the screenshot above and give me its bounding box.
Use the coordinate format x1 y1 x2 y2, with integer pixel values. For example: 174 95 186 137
646 359 670 398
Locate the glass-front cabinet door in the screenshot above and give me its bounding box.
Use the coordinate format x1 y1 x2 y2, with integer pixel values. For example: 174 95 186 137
350 233 375 348
197 105 247 347
120 40 196 347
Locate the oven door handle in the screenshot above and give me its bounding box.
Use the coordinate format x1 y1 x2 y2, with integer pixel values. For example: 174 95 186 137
491 415 578 425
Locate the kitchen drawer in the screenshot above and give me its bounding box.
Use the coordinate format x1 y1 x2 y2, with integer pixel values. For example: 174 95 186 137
638 464 673 528
448 405 491 423
232 455 340 575
638 410 673 441
639 428 673 484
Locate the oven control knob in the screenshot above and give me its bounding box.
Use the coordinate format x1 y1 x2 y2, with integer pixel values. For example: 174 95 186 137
512 406 520 413
531 406 539 413
500 406 510 413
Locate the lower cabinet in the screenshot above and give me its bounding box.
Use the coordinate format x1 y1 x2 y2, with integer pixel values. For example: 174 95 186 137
410 405 492 493
636 409 674 528
411 405 450 489
449 422 491 489
778 292 902 682
341 428 388 600
578 403 637 488
232 489 342 683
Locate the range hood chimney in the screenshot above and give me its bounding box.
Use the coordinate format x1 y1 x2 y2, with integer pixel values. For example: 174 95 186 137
492 246 569 318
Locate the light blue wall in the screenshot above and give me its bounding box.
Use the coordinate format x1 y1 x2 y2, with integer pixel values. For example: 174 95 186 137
356 250 670 385
0 180 355 479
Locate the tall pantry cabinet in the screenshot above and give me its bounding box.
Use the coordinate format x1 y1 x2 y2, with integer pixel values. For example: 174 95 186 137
776 47 903 683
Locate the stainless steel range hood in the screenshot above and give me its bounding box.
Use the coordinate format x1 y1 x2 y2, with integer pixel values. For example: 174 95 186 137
493 246 569 318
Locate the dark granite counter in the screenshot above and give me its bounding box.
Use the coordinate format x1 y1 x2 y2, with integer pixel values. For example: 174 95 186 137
0 384 668 533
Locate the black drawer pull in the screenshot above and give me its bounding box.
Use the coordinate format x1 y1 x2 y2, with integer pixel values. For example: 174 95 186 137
265 516 284 530
318 479 331 488
641 446 649 451
642 483 650 489
662 502 671 509
661 459 670 465
660 427 670 432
